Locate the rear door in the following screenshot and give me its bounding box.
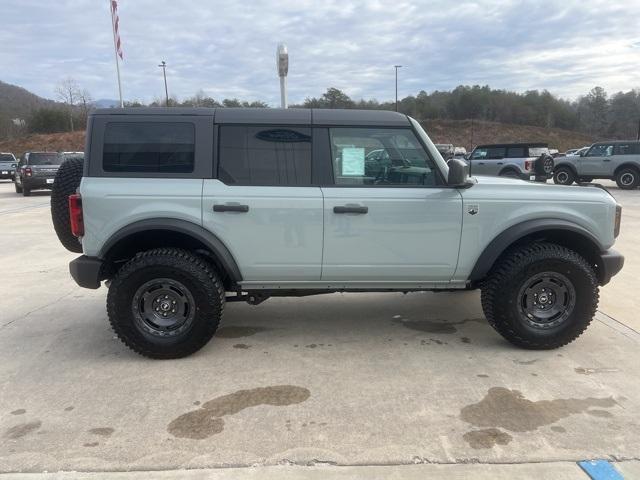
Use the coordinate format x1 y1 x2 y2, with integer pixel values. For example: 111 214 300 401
319 126 462 283
202 124 323 282
613 142 640 174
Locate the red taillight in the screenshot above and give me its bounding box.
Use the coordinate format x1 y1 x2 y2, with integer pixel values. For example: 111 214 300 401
25 167 32 176
524 160 532 171
69 193 84 237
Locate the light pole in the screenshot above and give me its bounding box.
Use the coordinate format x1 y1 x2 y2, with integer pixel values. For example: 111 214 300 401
277 44 289 108
158 61 169 106
394 65 402 112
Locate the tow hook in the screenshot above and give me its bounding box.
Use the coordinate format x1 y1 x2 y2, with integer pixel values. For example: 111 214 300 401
247 294 269 305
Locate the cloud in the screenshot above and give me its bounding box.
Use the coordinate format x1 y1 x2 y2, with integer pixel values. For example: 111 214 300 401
1 0 639 105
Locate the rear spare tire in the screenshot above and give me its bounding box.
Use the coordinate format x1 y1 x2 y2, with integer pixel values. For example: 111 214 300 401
51 158 84 253
535 154 554 176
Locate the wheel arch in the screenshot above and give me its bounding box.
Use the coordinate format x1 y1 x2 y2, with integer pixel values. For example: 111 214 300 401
554 162 578 175
99 218 242 288
469 219 606 284
613 162 640 175
498 166 521 177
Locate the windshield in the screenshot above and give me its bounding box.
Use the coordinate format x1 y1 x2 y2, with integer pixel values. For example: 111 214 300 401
528 147 549 157
408 117 449 175
62 153 84 161
29 153 62 165
0 154 15 163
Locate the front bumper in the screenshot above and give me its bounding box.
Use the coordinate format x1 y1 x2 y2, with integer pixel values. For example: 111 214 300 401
0 170 14 179
69 255 104 289
599 249 624 285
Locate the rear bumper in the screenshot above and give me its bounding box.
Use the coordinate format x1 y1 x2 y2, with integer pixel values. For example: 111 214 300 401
599 249 624 285
69 255 104 289
23 177 55 189
519 172 550 182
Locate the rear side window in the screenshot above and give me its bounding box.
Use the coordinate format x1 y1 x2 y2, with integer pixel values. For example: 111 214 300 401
614 143 640 155
218 126 312 185
103 122 195 173
506 147 525 158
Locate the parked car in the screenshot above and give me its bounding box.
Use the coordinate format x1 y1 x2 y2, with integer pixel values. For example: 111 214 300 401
14 152 64 196
467 143 554 181
553 141 640 189
435 143 454 160
51 107 623 359
0 152 17 180
453 146 467 159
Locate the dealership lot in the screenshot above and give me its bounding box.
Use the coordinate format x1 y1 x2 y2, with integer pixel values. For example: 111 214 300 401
0 180 639 477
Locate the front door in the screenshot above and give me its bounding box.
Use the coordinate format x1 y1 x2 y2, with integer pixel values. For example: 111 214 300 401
202 125 323 282
580 144 614 176
469 146 506 177
320 127 463 283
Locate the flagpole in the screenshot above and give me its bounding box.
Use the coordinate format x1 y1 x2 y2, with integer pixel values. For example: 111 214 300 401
109 0 124 107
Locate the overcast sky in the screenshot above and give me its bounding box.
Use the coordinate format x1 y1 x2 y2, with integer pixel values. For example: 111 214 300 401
2 0 639 105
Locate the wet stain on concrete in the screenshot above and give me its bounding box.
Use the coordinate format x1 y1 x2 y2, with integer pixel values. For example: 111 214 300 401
306 344 317 349
168 385 311 440
215 326 268 339
551 426 566 433
460 387 616 432
514 359 539 365
477 374 489 378
461 337 471 344
89 427 114 437
4 420 42 439
463 428 512 449
233 344 250 349
587 409 613 418
64 406 74 412
10 409 26 415
83 442 99 448
394 318 483 335
193 401 201 406
575 367 619 375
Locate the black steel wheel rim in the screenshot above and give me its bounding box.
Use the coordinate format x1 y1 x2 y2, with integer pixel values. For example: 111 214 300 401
517 272 576 329
132 278 196 337
556 171 569 184
620 172 635 186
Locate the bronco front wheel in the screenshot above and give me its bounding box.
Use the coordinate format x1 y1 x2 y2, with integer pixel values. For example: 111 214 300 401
481 243 598 349
107 248 224 359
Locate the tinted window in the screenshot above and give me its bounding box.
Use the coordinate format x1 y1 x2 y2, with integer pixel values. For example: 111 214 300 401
587 144 614 157
0 154 15 162
329 128 437 186
218 126 312 185
29 153 62 165
103 122 195 173
506 147 525 158
471 147 505 160
528 147 549 157
614 143 640 155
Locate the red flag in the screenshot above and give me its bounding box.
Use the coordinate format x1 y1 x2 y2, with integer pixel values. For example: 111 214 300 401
111 0 123 59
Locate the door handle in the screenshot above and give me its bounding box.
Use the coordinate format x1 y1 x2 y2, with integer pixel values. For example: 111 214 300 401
478 162 485 165
497 162 504 165
603 158 611 162
333 205 368 214
213 204 249 213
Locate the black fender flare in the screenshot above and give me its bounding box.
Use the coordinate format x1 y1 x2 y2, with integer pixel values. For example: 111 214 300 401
553 162 578 176
498 166 520 177
98 218 242 283
469 219 604 282
613 162 640 175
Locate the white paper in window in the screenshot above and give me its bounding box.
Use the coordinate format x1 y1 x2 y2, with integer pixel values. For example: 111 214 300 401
341 147 365 176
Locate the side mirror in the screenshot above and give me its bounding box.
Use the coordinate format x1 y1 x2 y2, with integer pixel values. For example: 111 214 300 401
448 158 472 187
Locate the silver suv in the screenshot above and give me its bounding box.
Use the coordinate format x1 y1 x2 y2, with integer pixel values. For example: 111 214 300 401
553 141 640 189
467 143 554 181
52 108 624 358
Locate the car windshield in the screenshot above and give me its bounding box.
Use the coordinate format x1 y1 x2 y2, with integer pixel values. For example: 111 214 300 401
29 153 62 165
0 154 15 162
62 153 84 161
528 147 549 157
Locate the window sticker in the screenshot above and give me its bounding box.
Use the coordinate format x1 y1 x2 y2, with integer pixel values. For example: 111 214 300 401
341 147 365 176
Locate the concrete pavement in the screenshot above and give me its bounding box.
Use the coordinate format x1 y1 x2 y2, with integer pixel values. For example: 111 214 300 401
0 180 638 478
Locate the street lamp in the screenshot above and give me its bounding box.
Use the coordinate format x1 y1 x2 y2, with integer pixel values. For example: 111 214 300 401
277 44 289 108
394 65 402 112
158 61 169 106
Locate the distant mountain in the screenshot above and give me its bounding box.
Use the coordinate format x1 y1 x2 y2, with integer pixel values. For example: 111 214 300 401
0 80 58 119
94 99 120 108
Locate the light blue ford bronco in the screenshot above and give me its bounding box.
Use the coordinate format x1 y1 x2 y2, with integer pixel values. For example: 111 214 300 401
51 108 624 358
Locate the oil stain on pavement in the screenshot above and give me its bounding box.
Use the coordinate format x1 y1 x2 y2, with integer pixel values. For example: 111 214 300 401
168 385 311 440
4 420 41 439
461 387 616 434
463 428 512 449
215 326 269 338
393 318 484 335
88 427 114 437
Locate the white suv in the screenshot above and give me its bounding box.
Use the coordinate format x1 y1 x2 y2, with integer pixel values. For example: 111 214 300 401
51 108 624 358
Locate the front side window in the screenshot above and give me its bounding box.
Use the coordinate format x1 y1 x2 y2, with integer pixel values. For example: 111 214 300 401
472 147 505 160
218 126 312 186
587 144 614 157
103 122 195 173
329 128 437 186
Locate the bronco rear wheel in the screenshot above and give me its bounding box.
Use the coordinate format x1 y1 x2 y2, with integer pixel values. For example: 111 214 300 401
481 242 598 349
107 248 224 359
51 158 84 253
553 167 575 185
615 167 639 190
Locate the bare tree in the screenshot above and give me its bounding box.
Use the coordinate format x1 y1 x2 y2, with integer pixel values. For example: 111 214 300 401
78 88 93 127
55 78 80 131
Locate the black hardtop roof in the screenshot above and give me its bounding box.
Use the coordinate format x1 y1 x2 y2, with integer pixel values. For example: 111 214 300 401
474 142 548 149
592 140 640 145
91 107 410 126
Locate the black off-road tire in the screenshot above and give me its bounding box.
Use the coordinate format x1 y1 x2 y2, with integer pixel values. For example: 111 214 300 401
615 167 640 190
22 186 31 196
14 182 22 193
535 154 554 176
107 248 225 359
481 243 598 349
51 158 84 253
553 167 575 185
